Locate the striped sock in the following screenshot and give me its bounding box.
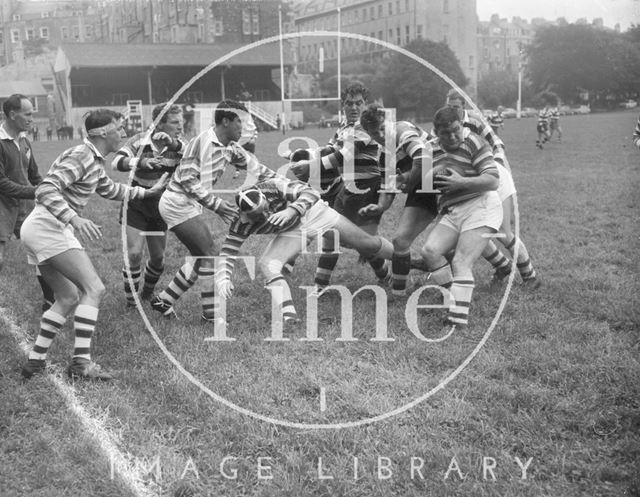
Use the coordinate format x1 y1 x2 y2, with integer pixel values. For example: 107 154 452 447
142 262 164 297
158 262 198 305
367 257 388 280
505 237 536 280
36 268 55 311
198 265 217 320
29 310 66 360
447 278 475 326
122 265 141 306
314 251 340 288
484 242 511 278
73 304 99 361
265 275 297 322
392 250 411 295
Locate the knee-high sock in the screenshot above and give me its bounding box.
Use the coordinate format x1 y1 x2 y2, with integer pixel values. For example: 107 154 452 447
158 262 198 305
428 263 453 289
29 309 66 360
122 265 141 305
265 275 297 322
198 265 217 319
391 250 411 295
483 241 511 278
447 277 475 326
142 262 164 296
505 237 536 280
314 250 340 287
73 304 99 361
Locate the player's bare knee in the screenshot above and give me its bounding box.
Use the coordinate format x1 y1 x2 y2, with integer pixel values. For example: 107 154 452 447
392 235 411 252
128 251 144 268
258 257 283 280
81 278 106 301
56 291 80 312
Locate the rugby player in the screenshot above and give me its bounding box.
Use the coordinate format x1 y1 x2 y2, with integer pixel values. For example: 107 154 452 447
20 109 166 380
112 103 185 307
634 114 640 150
536 104 551 149
214 175 393 325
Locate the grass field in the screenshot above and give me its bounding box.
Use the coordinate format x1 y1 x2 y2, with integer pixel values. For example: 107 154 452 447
1 110 639 497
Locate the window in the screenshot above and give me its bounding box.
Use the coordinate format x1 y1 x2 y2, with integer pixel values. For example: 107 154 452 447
416 24 423 38
468 55 474 68
388 2 392 15
41 11 50 18
443 0 449 13
61 26 68 39
378 30 382 40
112 93 130 106
40 27 49 39
85 25 93 38
396 0 401 13
12 14 21 21
0 30 3 44
26 28 34 40
242 10 251 35
378 5 383 18
214 19 223 36
252 11 259 35
406 0 410 12
396 27 401 45
363 8 367 21
388 28 393 41
11 29 20 43
405 25 410 43
198 23 204 41
72 25 80 39
370 6 374 19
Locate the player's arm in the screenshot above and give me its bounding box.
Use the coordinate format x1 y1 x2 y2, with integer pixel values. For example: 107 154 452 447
0 156 38 199
268 179 320 227
358 191 395 218
435 142 498 195
26 141 43 186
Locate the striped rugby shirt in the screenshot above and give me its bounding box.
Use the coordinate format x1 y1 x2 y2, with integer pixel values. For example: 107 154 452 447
36 139 147 225
216 177 320 282
461 109 506 165
549 107 560 122
320 120 381 188
392 121 433 173
433 128 498 211
633 115 640 149
537 108 551 127
113 131 186 186
166 127 275 212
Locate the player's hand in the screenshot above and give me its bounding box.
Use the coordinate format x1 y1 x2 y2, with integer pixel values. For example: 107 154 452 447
69 216 102 243
214 199 239 224
152 131 174 147
216 278 234 299
358 203 384 217
145 173 170 198
433 169 466 194
139 157 164 170
268 206 299 227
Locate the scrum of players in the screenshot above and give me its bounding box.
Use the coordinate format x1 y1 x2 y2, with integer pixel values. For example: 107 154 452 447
19 82 540 381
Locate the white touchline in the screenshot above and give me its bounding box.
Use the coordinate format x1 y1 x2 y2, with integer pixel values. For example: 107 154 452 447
320 387 327 412
0 307 157 497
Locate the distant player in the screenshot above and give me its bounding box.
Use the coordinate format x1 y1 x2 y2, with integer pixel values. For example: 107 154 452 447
489 106 505 135
536 105 551 149
634 114 640 150
112 103 185 307
548 105 562 143
214 175 393 326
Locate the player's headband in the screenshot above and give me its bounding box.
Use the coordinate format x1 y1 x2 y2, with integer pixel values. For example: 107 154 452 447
86 122 119 137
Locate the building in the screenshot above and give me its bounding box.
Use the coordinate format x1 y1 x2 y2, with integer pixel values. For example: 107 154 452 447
476 15 535 77
291 0 478 96
53 42 293 130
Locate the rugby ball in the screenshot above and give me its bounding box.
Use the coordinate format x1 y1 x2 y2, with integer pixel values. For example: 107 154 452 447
290 148 310 162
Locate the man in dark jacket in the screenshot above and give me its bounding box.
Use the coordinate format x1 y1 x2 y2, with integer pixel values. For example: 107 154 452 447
0 94 54 310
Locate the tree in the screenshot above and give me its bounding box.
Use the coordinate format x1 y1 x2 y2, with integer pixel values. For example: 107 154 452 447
373 39 468 121
477 70 519 108
526 24 640 105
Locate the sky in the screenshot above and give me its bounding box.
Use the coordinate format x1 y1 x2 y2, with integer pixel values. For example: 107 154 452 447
476 0 640 30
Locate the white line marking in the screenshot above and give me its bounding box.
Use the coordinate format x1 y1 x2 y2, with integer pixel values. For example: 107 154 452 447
138 231 165 237
320 387 326 412
482 233 506 238
0 307 157 497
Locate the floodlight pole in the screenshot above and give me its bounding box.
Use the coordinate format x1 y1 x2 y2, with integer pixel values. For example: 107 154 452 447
278 4 285 132
516 43 523 119
337 7 342 122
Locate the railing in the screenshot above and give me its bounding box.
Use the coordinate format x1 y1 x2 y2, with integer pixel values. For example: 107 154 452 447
243 101 278 129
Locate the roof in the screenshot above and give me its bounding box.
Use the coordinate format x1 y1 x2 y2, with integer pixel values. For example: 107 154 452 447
0 80 47 98
58 43 292 69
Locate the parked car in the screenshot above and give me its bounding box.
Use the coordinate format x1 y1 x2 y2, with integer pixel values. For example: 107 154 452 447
520 107 538 118
558 105 573 115
501 107 517 118
481 109 495 119
619 99 638 109
571 105 591 114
